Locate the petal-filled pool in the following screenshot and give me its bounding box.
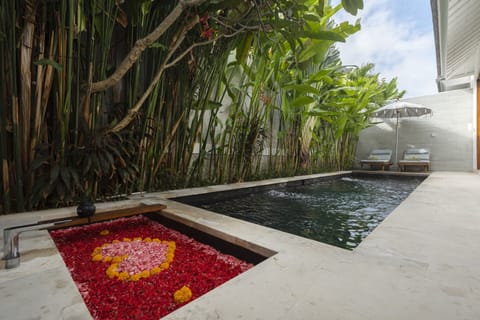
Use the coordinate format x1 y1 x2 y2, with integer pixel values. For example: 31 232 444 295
50 215 254 319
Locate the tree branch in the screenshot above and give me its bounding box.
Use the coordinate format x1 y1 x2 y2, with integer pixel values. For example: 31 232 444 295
107 8 263 134
107 17 199 133
89 0 207 93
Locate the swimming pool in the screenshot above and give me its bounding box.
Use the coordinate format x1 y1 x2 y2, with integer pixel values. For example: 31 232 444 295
175 174 425 249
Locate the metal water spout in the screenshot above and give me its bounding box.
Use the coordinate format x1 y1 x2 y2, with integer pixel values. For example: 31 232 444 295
3 218 72 269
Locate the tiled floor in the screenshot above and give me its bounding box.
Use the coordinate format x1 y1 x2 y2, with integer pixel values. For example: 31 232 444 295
1 171 479 320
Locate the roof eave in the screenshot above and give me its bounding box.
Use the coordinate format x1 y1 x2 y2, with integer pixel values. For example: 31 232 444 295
431 0 450 92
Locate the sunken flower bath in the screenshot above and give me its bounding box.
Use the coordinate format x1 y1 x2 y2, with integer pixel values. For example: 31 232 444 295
50 215 253 319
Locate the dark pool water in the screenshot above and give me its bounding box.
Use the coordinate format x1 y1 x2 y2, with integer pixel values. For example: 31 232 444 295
182 175 424 249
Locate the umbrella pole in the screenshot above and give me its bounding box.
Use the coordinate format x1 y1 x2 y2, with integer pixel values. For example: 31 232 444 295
395 112 400 164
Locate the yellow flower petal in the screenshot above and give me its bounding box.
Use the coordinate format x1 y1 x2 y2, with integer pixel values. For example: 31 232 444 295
174 286 192 303
150 267 161 275
130 274 141 281
118 272 129 281
160 262 169 269
92 254 103 261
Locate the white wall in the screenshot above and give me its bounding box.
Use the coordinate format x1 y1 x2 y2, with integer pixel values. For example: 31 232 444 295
355 89 475 171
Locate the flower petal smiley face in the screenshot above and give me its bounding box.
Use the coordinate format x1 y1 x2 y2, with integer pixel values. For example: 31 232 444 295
92 238 176 281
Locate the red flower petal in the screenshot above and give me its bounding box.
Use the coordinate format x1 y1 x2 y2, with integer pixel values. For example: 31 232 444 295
50 215 253 320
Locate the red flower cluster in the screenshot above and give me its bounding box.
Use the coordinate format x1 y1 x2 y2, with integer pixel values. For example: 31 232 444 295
50 216 253 320
199 12 216 39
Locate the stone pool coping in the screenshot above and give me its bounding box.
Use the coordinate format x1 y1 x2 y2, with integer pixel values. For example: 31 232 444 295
1 171 480 319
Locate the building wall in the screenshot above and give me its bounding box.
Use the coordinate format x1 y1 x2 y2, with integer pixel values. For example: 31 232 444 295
355 89 475 171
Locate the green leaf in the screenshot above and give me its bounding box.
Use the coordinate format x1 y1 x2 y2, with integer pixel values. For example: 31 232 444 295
308 69 333 81
60 167 72 192
335 115 348 139
84 157 92 175
291 96 315 107
300 31 345 42
50 164 60 183
303 13 319 22
333 21 361 37
98 152 111 172
207 0 245 10
297 40 330 63
34 59 64 71
283 84 320 95
141 1 151 17
317 0 325 17
149 42 167 50
342 0 364 15
205 101 223 110
341 97 359 105
308 110 334 122
77 0 87 33
31 157 48 170
236 33 254 64
355 0 364 10
71 171 80 189
104 150 115 167
92 154 101 176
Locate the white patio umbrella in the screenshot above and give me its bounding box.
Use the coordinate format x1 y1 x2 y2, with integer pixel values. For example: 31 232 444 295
372 101 432 163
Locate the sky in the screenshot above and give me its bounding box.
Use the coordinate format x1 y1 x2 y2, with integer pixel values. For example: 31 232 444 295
333 0 438 98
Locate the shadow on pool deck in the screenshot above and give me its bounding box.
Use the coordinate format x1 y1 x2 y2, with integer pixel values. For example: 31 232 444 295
1 171 480 319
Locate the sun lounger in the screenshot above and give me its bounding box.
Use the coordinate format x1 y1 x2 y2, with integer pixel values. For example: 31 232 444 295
398 148 430 172
360 149 393 171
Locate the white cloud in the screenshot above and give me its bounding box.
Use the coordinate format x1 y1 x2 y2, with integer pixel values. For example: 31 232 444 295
333 0 438 97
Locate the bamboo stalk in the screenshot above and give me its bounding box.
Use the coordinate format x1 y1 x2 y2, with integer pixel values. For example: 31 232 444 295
41 32 55 122
19 0 37 181
64 0 74 149
0 4 11 212
12 97 25 211
0 4 5 209
30 3 47 177
6 1 24 212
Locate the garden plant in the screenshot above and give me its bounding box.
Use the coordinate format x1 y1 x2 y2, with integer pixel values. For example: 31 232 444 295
0 0 404 214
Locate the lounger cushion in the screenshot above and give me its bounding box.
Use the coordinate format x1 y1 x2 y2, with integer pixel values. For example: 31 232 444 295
398 148 430 172
360 149 393 170
400 148 430 162
364 149 392 162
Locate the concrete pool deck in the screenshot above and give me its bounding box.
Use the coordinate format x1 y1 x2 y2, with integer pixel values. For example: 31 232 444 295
1 171 479 319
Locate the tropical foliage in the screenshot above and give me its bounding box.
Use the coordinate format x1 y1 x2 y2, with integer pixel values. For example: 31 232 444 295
0 0 405 214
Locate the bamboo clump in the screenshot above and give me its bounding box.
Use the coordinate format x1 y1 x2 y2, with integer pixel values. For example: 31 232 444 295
0 0 402 214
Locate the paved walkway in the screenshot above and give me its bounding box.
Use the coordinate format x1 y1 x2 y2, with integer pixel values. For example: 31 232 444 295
1 172 479 319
